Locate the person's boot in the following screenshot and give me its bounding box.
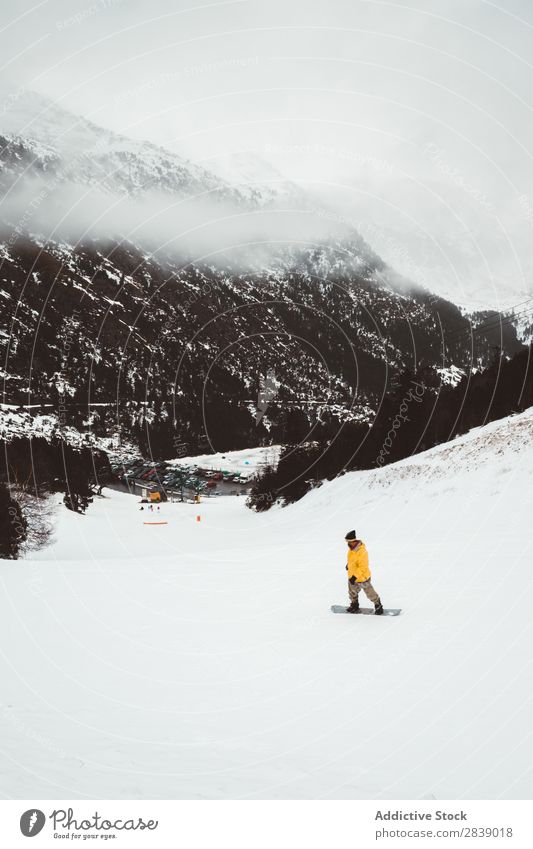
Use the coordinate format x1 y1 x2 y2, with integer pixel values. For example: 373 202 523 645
374 600 384 615
346 599 360 613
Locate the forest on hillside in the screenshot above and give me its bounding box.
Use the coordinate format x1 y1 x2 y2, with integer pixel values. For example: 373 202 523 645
248 346 533 510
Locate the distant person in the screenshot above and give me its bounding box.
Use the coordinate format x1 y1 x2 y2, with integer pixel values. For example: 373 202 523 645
345 530 383 615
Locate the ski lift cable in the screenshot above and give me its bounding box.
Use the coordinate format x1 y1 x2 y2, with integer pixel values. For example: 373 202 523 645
443 303 533 342
463 305 533 337
437 296 533 341
443 301 533 340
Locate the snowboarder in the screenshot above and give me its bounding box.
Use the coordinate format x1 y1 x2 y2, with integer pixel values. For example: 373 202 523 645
345 530 383 615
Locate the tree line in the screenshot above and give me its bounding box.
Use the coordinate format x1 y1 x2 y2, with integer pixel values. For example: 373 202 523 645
0 437 112 559
247 346 533 510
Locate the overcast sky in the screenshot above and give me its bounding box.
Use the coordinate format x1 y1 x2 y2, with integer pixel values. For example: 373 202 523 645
2 0 533 309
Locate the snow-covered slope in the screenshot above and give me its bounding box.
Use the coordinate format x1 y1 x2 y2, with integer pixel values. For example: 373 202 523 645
204 150 309 208
0 410 533 799
1 396 532 798
0 90 247 204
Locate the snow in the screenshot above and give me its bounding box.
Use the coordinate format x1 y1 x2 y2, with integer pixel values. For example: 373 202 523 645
512 310 533 344
168 445 281 475
1 409 533 799
0 409 92 446
436 365 465 386
202 151 305 207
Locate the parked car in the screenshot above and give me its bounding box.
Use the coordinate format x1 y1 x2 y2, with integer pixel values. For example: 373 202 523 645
206 480 217 489
133 462 152 473
122 464 146 481
145 471 162 482
165 474 185 487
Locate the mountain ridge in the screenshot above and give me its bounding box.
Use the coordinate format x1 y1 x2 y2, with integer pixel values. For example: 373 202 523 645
0 94 525 457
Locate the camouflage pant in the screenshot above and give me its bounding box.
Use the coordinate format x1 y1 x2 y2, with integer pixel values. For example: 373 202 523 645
348 579 380 604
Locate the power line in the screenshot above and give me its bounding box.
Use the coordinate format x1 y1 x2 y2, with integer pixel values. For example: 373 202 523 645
443 301 533 343
463 306 533 338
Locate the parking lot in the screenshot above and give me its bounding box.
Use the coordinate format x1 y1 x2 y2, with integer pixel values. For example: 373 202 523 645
110 459 254 501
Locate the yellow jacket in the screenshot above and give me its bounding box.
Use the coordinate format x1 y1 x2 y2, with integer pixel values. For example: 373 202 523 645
347 541 371 582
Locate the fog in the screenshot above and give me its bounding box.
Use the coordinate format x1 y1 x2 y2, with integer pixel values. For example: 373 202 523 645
2 0 533 308
0 173 363 272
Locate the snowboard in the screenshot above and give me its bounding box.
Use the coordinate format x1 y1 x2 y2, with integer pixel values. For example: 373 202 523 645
331 604 401 616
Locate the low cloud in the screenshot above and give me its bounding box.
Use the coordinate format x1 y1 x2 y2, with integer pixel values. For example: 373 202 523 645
0 173 364 271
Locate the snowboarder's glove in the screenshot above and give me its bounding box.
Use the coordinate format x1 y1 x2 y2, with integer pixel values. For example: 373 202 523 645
349 575 356 585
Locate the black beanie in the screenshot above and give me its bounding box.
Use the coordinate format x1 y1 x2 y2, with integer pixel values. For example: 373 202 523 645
345 529 357 540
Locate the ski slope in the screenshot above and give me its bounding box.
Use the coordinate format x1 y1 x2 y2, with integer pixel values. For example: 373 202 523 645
1 410 532 800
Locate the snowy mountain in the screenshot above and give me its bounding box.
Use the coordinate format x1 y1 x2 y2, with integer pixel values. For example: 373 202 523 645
0 90 243 203
203 150 309 207
2 233 524 457
2 407 531 798
0 94 524 455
